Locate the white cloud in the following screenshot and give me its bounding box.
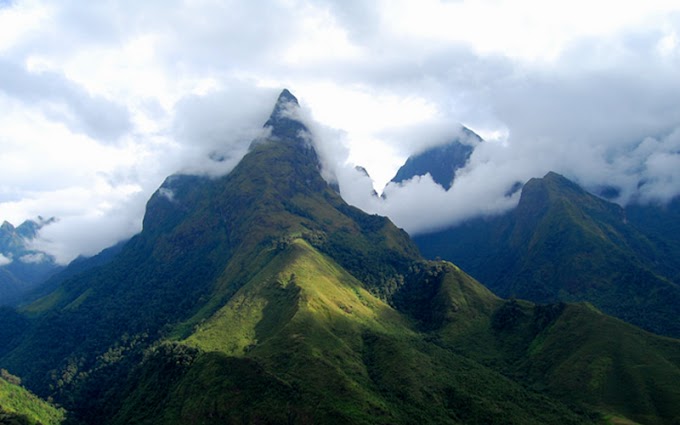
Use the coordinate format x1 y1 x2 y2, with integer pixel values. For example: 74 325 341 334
19 252 47 264
0 59 131 142
170 85 279 177
0 253 12 266
378 0 680 62
158 188 175 202
322 134 527 234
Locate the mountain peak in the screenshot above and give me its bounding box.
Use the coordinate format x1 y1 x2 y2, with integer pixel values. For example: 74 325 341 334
542 171 570 184
517 172 582 217
524 172 585 198
277 88 299 105
263 89 307 140
389 126 482 190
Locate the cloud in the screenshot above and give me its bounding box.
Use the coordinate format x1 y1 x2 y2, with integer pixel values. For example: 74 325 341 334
158 188 175 202
19 252 48 264
297 13 680 235
170 85 280 177
307 45 680 234
0 253 11 266
11 184 148 264
0 59 131 142
376 121 481 160
315 129 525 234
323 85 680 235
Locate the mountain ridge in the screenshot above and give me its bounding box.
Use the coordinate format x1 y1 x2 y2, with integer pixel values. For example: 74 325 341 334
415 171 680 338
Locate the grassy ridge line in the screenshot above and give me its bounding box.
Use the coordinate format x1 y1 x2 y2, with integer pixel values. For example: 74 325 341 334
184 239 411 356
60 231 678 424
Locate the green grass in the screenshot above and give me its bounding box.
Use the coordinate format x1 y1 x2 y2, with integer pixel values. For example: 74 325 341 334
523 304 680 425
603 414 643 425
185 239 412 355
0 375 64 425
20 286 66 315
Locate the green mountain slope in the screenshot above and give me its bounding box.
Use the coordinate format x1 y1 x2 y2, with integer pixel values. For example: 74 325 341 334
394 265 680 425
0 90 421 421
415 172 680 338
107 240 597 425
0 371 64 425
0 92 679 424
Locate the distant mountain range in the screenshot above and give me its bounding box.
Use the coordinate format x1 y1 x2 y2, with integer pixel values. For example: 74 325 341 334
0 91 678 425
0 218 62 305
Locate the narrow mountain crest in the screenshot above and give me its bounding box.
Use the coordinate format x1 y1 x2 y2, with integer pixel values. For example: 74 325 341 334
263 89 308 141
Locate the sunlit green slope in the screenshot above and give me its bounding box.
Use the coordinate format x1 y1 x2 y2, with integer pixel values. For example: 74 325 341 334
0 372 64 425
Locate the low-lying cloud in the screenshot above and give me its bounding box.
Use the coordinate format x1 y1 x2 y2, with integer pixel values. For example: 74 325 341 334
171 86 280 177
306 61 680 235
316 115 680 236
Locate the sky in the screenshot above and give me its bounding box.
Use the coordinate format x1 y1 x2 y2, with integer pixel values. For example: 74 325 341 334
0 0 679 263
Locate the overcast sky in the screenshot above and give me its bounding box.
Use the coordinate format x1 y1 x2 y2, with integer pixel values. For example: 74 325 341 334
1 0 679 263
